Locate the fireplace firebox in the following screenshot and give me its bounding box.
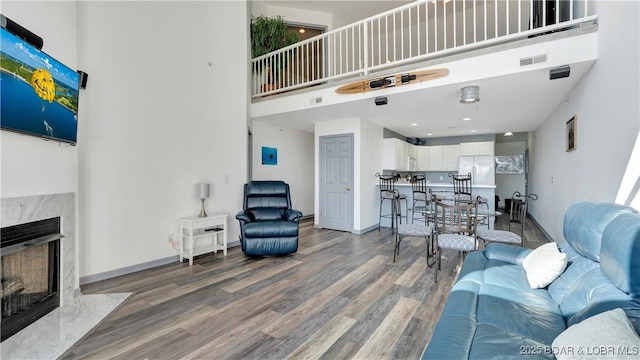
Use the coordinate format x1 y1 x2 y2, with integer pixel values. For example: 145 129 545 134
1 217 62 342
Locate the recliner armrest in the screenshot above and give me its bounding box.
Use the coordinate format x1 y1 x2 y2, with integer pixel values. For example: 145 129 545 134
235 210 255 223
284 209 303 222
484 243 532 265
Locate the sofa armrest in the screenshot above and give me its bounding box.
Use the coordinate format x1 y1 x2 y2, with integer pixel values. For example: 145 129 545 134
484 243 532 265
284 209 303 222
235 210 255 223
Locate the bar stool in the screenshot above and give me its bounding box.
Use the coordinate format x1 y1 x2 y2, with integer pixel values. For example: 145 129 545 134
394 223 435 264
450 172 491 228
378 174 408 231
410 174 429 224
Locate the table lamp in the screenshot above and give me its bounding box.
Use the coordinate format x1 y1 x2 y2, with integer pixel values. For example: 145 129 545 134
196 183 209 217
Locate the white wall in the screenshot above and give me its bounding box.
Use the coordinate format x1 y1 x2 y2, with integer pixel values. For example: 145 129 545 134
1 1 78 198
359 118 384 230
528 1 640 243
77 1 248 277
495 141 526 208
314 118 383 233
251 121 314 216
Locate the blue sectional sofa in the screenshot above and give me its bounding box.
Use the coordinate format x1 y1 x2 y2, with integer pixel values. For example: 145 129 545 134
422 202 640 359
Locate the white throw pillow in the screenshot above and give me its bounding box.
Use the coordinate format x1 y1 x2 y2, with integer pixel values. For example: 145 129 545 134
521 242 568 289
552 308 640 360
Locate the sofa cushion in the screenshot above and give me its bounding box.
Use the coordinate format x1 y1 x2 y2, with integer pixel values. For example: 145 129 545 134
600 213 640 299
423 250 567 359
243 220 299 238
522 243 568 289
552 308 640 360
563 202 637 262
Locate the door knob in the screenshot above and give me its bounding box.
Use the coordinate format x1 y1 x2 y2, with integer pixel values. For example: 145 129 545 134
347 186 351 191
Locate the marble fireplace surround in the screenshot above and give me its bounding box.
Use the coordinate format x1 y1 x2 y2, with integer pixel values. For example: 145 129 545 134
1 193 131 358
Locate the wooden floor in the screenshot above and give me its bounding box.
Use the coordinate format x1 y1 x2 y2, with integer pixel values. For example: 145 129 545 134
64 213 548 360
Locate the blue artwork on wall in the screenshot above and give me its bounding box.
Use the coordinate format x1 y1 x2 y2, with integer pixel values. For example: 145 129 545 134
262 146 278 165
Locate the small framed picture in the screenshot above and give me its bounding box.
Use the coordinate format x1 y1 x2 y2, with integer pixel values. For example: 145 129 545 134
566 115 577 152
262 146 278 165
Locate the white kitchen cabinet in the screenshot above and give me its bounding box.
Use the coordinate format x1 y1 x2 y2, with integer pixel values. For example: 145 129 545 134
383 138 413 170
427 146 444 171
416 146 429 171
443 145 461 170
426 145 460 171
460 141 495 156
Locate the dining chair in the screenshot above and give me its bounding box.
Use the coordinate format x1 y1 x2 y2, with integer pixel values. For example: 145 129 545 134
450 172 473 203
477 192 538 247
432 195 479 283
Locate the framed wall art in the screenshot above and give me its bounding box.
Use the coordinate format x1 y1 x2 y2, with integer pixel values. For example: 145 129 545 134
495 155 524 175
261 146 278 165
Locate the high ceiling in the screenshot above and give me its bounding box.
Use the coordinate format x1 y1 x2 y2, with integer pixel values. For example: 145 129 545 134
252 1 598 140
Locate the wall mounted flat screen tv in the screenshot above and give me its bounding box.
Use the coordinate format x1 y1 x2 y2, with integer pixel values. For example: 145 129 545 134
1 27 79 145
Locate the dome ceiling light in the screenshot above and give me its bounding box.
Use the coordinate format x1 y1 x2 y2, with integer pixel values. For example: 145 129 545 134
460 85 480 104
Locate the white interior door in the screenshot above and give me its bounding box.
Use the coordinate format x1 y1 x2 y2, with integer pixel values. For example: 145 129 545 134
319 134 354 231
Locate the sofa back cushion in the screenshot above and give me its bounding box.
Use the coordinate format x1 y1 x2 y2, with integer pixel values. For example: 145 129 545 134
563 202 637 262
600 212 640 299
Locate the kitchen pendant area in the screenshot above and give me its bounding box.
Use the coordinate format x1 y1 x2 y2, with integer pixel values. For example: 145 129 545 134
378 132 529 229
379 134 499 229
381 136 495 184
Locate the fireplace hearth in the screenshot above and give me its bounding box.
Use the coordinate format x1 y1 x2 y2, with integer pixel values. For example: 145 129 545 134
1 217 62 341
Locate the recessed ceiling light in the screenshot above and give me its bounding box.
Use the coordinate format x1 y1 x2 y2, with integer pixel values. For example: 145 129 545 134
462 117 471 121
299 28 306 34
411 123 418 126
504 132 514 136
427 133 433 136
470 130 477 133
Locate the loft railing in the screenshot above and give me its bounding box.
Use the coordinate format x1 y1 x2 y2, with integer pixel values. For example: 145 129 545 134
251 0 597 98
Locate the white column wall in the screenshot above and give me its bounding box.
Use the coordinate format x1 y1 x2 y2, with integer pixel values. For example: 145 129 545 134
251 121 314 216
1 1 80 290
314 118 382 233
1 1 78 199
77 1 248 277
528 1 640 243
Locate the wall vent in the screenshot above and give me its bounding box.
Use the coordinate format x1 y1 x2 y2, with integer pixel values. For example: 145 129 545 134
519 54 548 66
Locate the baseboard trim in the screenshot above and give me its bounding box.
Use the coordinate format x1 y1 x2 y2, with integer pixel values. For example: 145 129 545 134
528 214 554 242
80 256 180 285
80 241 243 285
353 224 379 234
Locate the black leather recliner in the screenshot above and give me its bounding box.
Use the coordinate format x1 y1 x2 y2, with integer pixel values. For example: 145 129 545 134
235 181 302 257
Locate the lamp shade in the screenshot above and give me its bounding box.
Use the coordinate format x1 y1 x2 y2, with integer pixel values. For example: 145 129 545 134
196 183 210 199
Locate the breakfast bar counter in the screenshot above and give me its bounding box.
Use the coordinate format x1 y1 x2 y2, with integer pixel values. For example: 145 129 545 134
376 181 496 229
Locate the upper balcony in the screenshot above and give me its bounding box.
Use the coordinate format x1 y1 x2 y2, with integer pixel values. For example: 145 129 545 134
250 0 598 137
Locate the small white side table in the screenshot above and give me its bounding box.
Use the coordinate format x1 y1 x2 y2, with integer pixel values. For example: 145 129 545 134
179 214 228 266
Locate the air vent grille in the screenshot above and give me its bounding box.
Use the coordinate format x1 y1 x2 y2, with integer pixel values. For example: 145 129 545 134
520 54 548 66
